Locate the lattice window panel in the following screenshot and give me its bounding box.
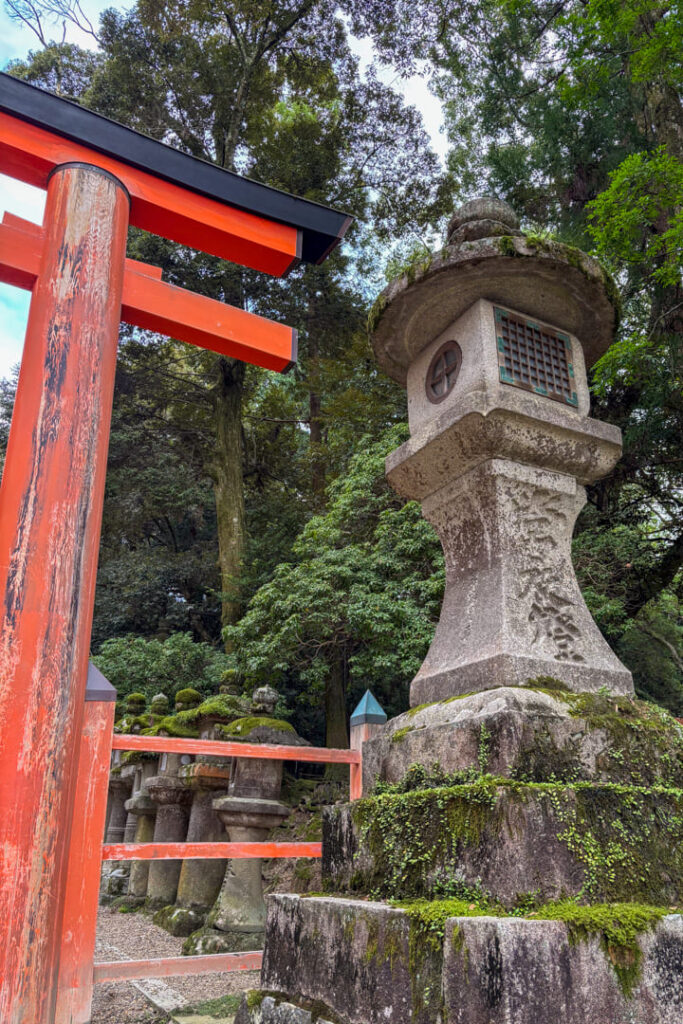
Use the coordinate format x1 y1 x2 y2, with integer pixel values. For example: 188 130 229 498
495 307 578 407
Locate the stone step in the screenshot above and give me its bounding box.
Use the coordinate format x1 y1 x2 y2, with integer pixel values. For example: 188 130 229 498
235 895 683 1024
324 780 683 906
361 685 683 793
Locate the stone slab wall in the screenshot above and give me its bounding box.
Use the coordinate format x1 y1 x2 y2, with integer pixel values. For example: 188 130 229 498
239 896 683 1024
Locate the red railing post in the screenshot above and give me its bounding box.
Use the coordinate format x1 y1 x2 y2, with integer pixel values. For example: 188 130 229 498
0 162 129 1024
55 665 117 1024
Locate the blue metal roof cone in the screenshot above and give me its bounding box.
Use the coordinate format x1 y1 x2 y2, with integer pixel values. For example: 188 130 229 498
350 690 387 726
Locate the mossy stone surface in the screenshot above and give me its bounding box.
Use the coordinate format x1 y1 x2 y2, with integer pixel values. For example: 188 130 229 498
362 685 683 793
325 778 683 907
219 717 296 740
245 894 682 1024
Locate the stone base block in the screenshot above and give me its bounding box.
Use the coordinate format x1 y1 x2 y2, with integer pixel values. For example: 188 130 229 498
237 895 683 1024
182 926 264 956
443 915 683 1024
259 896 417 1023
361 685 683 793
324 781 683 906
411 651 633 707
153 904 206 936
236 994 337 1024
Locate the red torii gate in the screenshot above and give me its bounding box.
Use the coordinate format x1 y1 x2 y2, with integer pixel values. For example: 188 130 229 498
0 72 351 1024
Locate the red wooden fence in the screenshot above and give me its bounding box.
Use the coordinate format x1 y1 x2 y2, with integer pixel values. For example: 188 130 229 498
55 701 362 1024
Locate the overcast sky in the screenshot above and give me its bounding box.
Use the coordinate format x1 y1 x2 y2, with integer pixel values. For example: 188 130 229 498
0 4 446 381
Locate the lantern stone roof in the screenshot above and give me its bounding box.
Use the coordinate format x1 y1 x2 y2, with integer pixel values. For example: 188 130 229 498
370 198 620 385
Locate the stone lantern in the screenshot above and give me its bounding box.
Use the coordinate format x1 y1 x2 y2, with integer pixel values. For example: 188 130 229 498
186 691 308 955
372 197 632 706
159 691 251 935
122 754 159 904
100 754 135 897
145 741 194 907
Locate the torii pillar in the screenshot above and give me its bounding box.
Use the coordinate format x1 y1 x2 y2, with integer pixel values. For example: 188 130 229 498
0 72 350 1024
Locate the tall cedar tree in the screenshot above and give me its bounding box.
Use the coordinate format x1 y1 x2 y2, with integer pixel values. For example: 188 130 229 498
5 0 447 744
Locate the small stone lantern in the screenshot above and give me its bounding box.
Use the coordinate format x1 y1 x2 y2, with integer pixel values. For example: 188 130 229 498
371 197 633 705
145 690 203 907
123 755 159 903
188 691 308 954
168 693 251 934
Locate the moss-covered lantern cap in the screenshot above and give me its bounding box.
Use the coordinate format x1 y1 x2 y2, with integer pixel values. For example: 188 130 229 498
369 196 620 385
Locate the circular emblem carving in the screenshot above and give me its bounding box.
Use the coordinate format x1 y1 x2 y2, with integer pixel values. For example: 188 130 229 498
426 341 462 403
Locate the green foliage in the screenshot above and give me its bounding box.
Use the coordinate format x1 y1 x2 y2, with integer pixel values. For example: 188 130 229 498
224 425 444 743
589 148 683 288
93 632 229 705
573 514 683 713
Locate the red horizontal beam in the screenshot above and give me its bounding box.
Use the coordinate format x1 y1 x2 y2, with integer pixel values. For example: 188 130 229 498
102 841 322 861
110 733 360 764
0 111 300 276
93 951 262 983
0 214 296 372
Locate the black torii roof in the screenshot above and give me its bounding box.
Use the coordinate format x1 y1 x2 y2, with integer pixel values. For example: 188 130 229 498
0 72 353 265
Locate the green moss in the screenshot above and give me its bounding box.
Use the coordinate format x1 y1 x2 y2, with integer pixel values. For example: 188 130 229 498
144 714 199 738
173 992 243 1018
528 901 666 997
348 778 683 905
246 989 266 1011
406 692 475 717
524 675 571 693
350 778 500 898
173 692 249 727
174 687 202 707
391 726 414 743
367 293 388 336
496 234 519 257
219 716 295 739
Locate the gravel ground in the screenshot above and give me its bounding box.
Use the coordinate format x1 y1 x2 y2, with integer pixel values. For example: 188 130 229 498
92 905 259 1024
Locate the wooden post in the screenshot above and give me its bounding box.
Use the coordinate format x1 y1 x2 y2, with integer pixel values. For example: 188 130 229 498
349 691 387 800
0 163 129 1024
55 666 117 1024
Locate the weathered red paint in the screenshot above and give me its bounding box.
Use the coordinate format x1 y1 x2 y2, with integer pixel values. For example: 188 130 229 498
111 733 361 764
93 952 263 983
0 163 129 1024
55 699 115 1024
102 840 322 861
0 111 300 275
0 213 297 372
350 757 363 802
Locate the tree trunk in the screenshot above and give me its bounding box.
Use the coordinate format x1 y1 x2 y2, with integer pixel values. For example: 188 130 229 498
325 652 349 778
212 356 247 645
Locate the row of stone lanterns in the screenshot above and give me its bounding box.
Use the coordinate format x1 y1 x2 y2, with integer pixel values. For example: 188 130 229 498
101 683 307 954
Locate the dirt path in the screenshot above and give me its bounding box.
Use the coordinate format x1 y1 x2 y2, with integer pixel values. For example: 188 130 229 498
92 906 259 1023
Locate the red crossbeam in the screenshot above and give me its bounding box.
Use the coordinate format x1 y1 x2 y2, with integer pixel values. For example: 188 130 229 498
0 111 300 275
110 733 361 763
102 841 322 861
93 952 262 983
0 213 296 372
